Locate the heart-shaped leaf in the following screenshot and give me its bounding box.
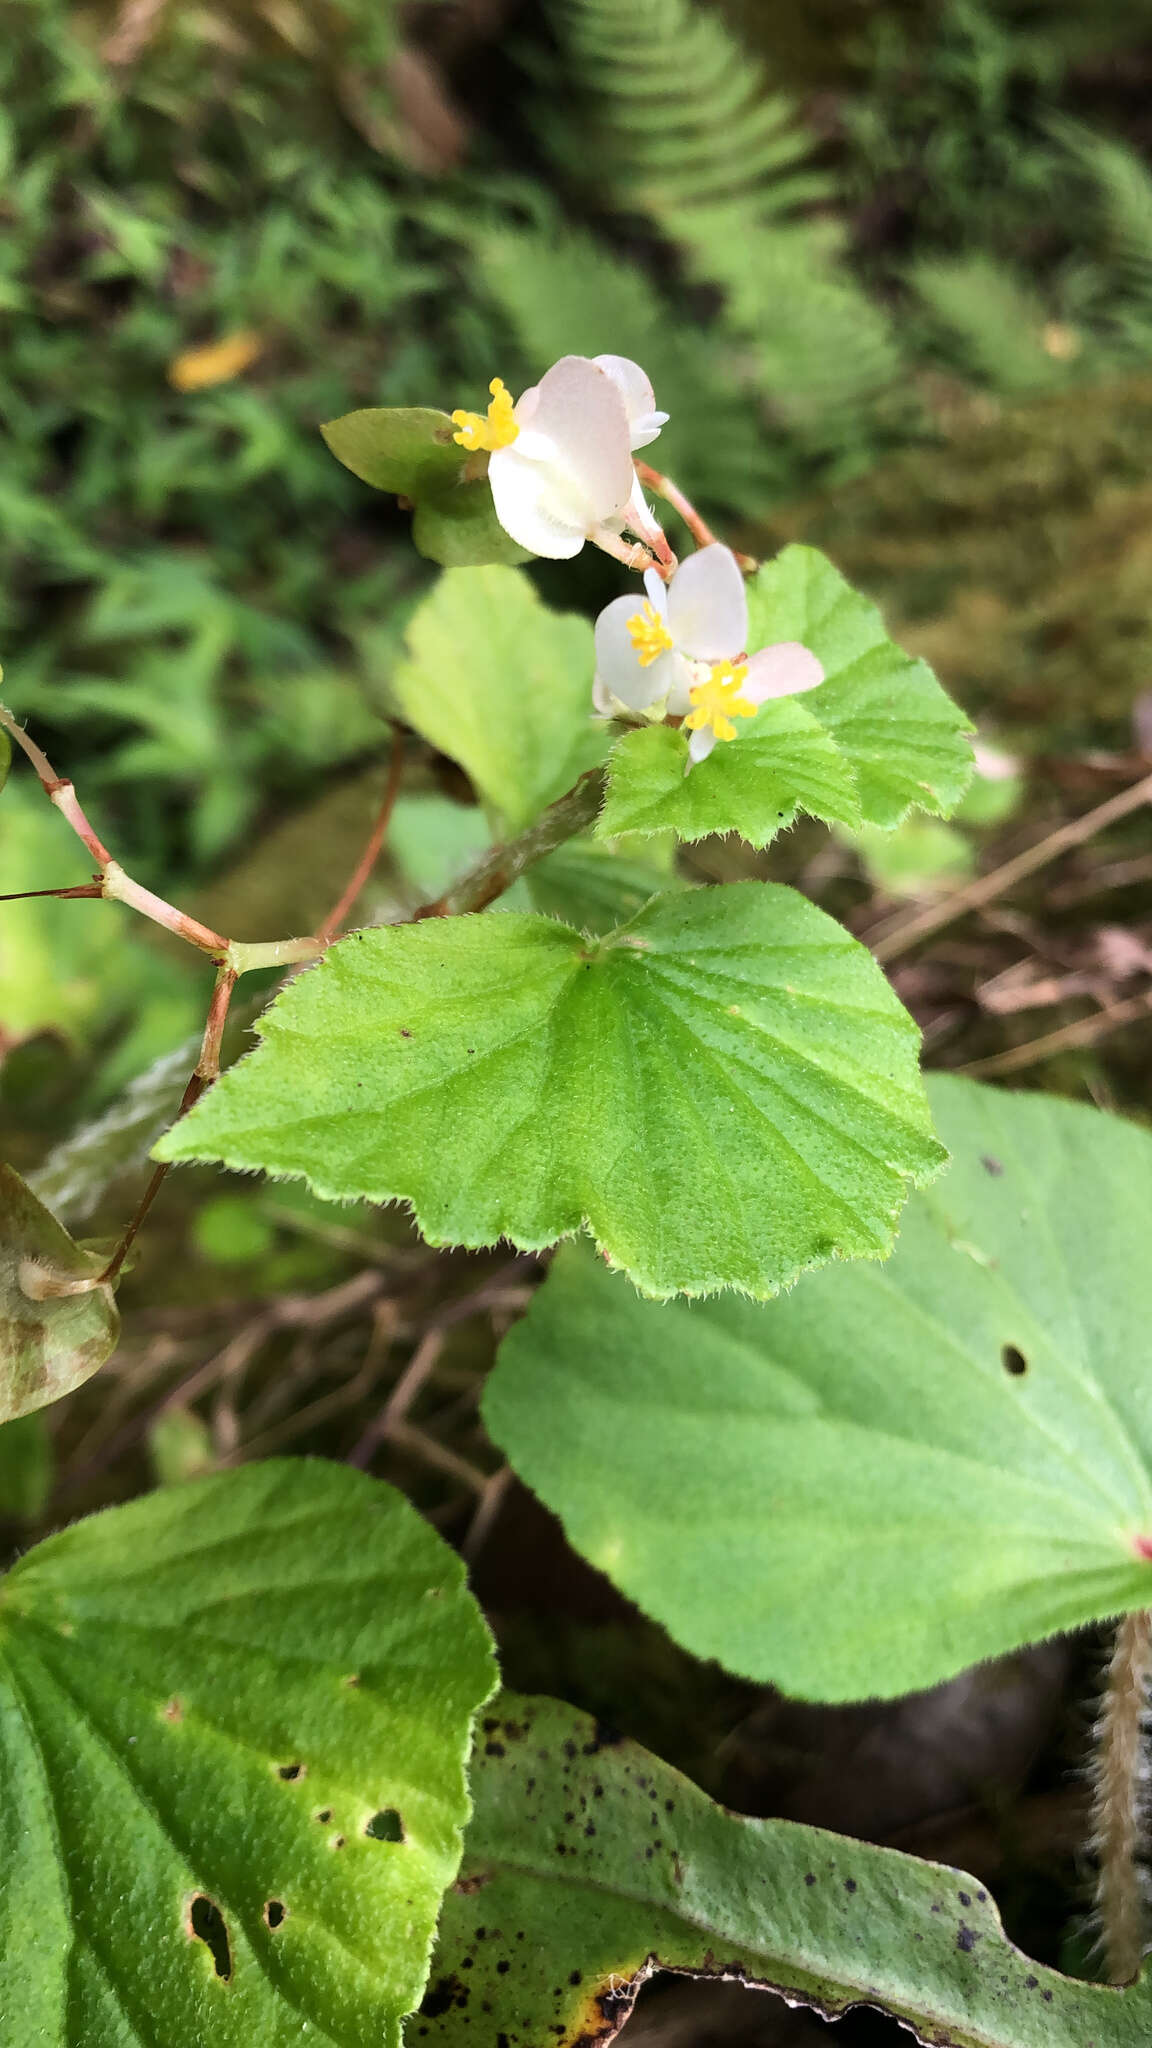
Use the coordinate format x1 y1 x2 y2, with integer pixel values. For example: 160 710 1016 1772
154 883 944 1300
485 1075 1152 1700
0 1162 119 1420
417 1692 1142 2048
0 1460 496 2045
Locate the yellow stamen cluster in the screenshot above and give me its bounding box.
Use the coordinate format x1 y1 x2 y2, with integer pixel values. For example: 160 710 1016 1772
451 377 520 452
684 659 755 742
626 600 675 667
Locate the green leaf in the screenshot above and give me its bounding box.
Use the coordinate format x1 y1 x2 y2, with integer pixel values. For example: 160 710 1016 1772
845 816 974 896
320 409 467 499
154 883 944 1301
0 1460 496 2045
0 1163 119 1421
485 1076 1152 1701
597 700 861 845
745 545 974 828
523 838 689 936
320 413 527 567
390 568 606 833
418 1692 1147 2048
411 483 531 570
387 796 493 909
0 1412 52 1520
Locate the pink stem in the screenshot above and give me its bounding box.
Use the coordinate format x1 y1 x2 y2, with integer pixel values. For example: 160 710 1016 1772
634 462 758 573
315 729 405 945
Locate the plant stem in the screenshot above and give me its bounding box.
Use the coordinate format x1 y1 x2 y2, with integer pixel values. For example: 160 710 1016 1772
868 765 1152 963
1 703 324 970
1 705 115 865
95 965 239 1287
412 767 608 920
1093 1609 1152 1983
315 728 405 944
589 527 660 575
0 884 105 903
635 461 759 573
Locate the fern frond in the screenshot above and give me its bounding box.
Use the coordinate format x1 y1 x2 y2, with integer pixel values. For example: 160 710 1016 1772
468 224 783 512
910 255 1076 395
539 0 904 451
1051 117 1152 308
539 0 828 258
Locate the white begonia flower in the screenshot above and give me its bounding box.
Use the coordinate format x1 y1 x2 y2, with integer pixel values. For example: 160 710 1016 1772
450 354 668 562
593 542 826 765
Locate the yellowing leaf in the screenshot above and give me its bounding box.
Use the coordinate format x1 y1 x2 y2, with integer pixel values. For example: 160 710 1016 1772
168 330 264 392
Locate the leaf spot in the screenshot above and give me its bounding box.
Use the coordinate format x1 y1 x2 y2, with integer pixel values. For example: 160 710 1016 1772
264 1899 286 1929
981 1155 1004 1176
1001 1344 1027 1377
365 1807 405 1842
316 1807 333 1824
162 1697 183 1723
278 1761 305 1781
188 1895 232 1981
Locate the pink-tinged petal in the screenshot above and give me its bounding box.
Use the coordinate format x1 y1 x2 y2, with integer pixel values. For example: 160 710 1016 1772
594 595 674 711
972 739 1019 780
667 544 747 661
488 445 587 558
687 724 717 765
743 642 825 704
643 566 669 614
522 357 634 523
593 356 668 449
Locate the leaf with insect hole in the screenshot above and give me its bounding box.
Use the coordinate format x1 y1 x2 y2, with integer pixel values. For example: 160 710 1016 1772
0 1460 495 2043
485 1077 1152 1698
419 1691 1152 2048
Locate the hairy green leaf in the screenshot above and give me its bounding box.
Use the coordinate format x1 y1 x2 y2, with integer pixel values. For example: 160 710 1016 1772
0 1461 496 2045
745 546 973 827
0 1163 119 1421
390 569 605 833
486 1076 1152 1700
418 1692 1146 2048
155 883 943 1300
597 700 861 844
